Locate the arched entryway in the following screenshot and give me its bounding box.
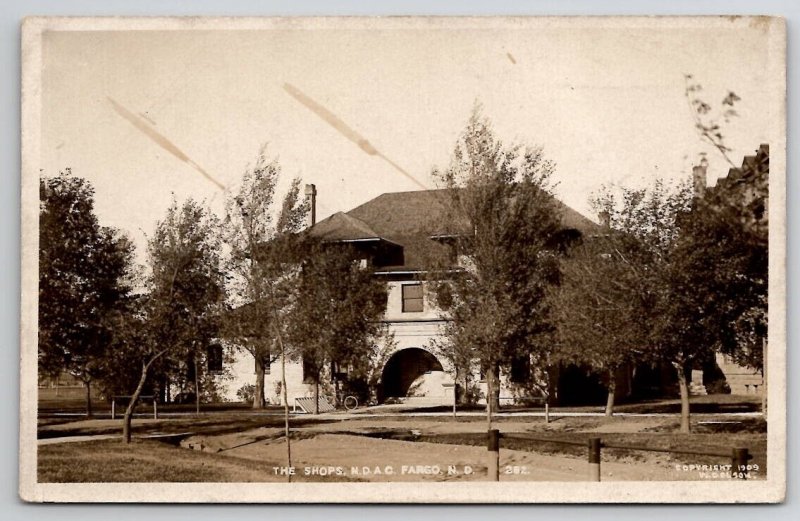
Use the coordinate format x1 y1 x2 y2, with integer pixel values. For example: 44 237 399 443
379 348 445 403
556 364 610 406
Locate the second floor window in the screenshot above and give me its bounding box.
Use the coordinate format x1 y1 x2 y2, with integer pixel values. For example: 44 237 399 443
402 283 424 312
207 344 223 373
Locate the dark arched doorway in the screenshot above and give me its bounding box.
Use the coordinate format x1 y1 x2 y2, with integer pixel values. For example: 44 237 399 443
379 348 444 403
556 364 607 406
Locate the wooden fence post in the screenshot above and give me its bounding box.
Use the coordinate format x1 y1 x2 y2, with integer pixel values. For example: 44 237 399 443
732 447 750 480
488 429 500 481
588 437 601 481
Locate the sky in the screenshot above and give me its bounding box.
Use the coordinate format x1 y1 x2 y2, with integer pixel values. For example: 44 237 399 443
38 17 781 262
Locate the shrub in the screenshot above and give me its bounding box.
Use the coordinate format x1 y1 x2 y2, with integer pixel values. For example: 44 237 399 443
236 384 256 403
705 378 731 395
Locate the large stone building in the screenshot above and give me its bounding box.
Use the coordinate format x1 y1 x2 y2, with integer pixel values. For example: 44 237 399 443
217 187 601 407
217 144 769 406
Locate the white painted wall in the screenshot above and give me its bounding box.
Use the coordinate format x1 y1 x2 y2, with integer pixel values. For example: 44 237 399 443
215 278 526 406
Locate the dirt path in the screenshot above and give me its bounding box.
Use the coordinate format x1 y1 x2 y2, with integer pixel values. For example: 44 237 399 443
185 432 695 482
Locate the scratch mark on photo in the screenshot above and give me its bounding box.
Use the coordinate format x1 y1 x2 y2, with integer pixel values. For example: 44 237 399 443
107 97 225 190
282 83 428 190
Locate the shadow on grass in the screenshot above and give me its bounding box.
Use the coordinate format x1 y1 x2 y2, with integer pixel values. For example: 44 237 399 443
402 396 761 415
37 414 340 440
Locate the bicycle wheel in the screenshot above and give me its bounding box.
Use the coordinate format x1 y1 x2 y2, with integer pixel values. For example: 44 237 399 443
343 395 358 411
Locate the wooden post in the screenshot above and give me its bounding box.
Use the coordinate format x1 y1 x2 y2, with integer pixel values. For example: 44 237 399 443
111 399 115 420
732 448 750 480
153 398 158 420
588 437 601 481
487 429 500 481
452 382 458 419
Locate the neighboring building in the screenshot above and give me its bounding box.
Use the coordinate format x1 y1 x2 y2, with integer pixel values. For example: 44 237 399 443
694 144 769 396
706 144 769 241
217 187 602 406
716 353 764 395
38 371 97 402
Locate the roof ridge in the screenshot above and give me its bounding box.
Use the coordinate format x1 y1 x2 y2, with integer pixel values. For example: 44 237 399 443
311 210 384 241
337 212 381 237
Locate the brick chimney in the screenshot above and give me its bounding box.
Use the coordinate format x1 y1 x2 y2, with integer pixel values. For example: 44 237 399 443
304 184 317 227
692 159 708 198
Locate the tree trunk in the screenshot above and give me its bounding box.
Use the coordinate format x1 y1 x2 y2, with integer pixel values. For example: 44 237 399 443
452 371 458 419
543 368 552 424
314 378 320 415
194 355 201 416
487 363 500 413
159 377 167 405
493 365 501 412
459 373 470 405
485 365 497 430
332 373 341 408
605 373 616 417
253 355 266 409
123 363 150 444
265 281 291 480
85 379 93 419
674 362 691 434
280 342 292 482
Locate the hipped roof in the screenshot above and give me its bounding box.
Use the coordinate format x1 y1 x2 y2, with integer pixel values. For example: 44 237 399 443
310 188 601 270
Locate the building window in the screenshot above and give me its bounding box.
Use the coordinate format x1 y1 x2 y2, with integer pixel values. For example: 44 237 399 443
207 344 223 373
510 356 531 383
402 283 424 312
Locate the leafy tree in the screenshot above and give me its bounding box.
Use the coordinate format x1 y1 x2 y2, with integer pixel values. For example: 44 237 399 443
39 171 136 418
427 106 563 427
684 77 768 412
222 145 309 409
663 179 768 401
222 145 308 481
591 181 701 432
589 161 767 432
121 198 224 443
547 229 652 416
288 241 388 414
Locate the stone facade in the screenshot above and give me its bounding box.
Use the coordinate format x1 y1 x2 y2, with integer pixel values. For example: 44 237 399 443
716 353 763 396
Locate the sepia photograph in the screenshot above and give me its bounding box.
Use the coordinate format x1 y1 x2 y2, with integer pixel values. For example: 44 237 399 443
19 16 786 503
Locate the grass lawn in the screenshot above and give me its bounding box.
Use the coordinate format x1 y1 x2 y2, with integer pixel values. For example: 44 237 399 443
38 439 356 482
